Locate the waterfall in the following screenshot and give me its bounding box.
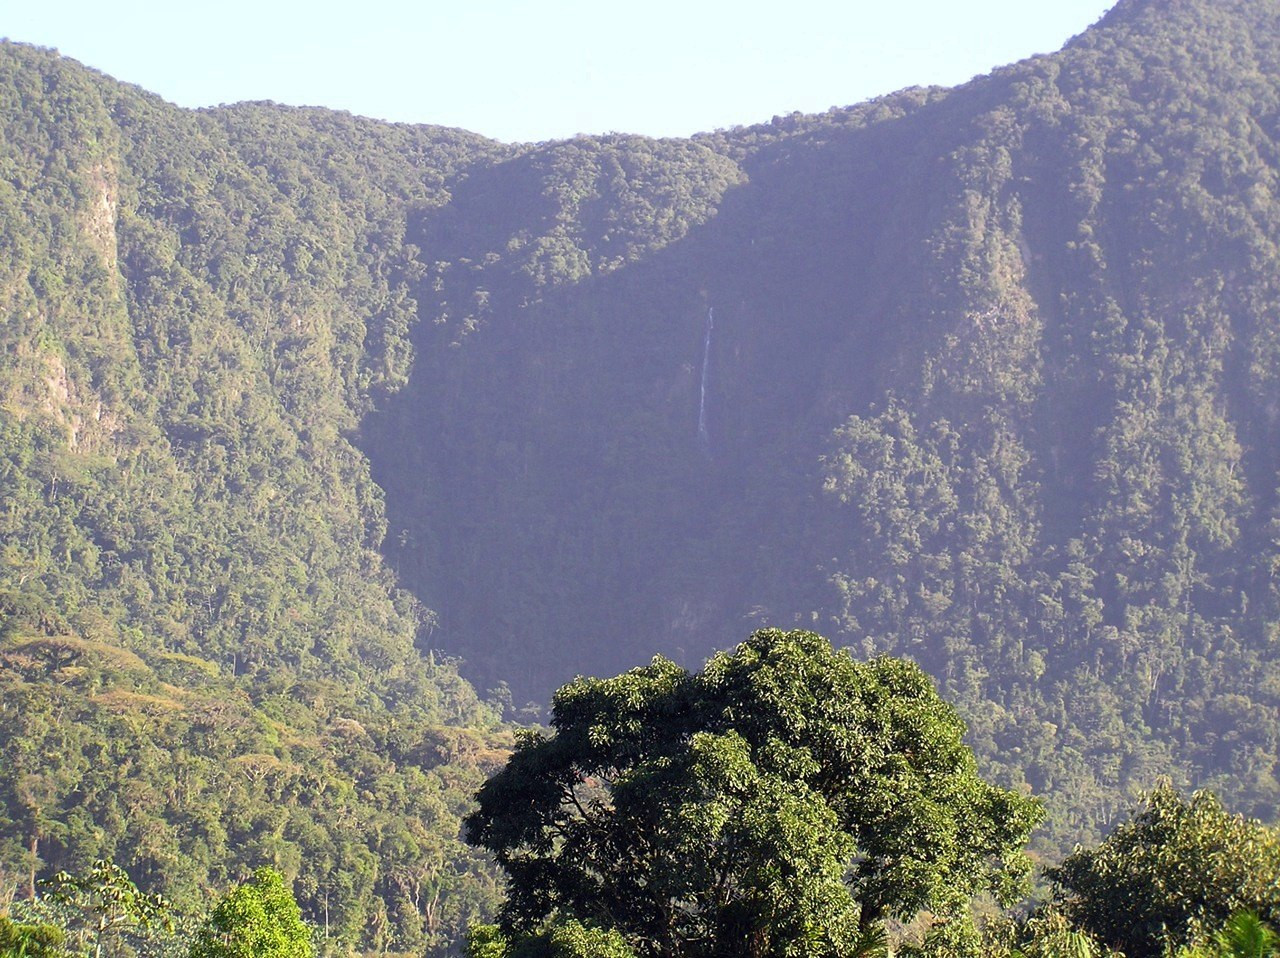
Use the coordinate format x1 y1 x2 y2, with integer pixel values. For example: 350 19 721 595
697 307 714 448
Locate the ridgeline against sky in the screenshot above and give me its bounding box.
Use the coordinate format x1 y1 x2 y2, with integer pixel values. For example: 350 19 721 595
1 0 1117 142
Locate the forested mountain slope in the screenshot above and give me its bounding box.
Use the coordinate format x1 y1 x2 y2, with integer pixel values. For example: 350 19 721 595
0 43 512 954
4 0 1280 950
369 0 1280 851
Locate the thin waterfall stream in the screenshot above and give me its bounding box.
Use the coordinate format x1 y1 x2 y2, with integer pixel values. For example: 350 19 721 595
697 307 714 449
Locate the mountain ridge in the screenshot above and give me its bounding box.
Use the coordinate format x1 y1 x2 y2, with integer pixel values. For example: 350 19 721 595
359 0 1280 843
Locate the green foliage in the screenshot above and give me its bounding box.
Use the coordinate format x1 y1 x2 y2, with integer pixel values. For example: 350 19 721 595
0 916 69 958
910 909 1113 958
38 858 170 958
467 629 1041 956
1181 913 1280 958
466 919 637 958
466 924 511 958
188 867 312 958
1048 784 1280 957
997 912 1109 958
0 40 506 955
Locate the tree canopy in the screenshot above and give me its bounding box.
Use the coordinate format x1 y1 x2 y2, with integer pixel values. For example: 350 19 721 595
466 629 1042 957
0 916 68 958
188 867 313 958
1048 784 1280 958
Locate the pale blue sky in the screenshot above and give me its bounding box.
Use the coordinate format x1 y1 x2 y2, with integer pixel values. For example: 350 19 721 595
5 0 1117 143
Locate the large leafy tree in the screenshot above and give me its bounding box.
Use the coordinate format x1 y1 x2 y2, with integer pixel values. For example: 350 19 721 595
465 629 1042 957
1048 784 1280 958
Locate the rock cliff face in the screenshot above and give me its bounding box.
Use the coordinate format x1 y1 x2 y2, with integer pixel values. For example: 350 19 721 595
4 0 1280 937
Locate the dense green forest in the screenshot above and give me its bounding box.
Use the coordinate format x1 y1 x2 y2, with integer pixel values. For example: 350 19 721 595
5 0 1280 952
6 633 1280 958
0 42 512 954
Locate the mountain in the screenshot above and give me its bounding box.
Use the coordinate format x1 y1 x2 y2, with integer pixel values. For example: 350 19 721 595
5 0 1280 949
0 43 512 954
372 0 1280 847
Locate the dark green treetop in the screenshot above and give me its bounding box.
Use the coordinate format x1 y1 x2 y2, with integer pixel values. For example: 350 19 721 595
0 916 69 958
466 629 1042 957
1048 784 1280 958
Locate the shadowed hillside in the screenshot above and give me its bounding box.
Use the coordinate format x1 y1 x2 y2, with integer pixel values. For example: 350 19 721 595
368 0 1280 852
